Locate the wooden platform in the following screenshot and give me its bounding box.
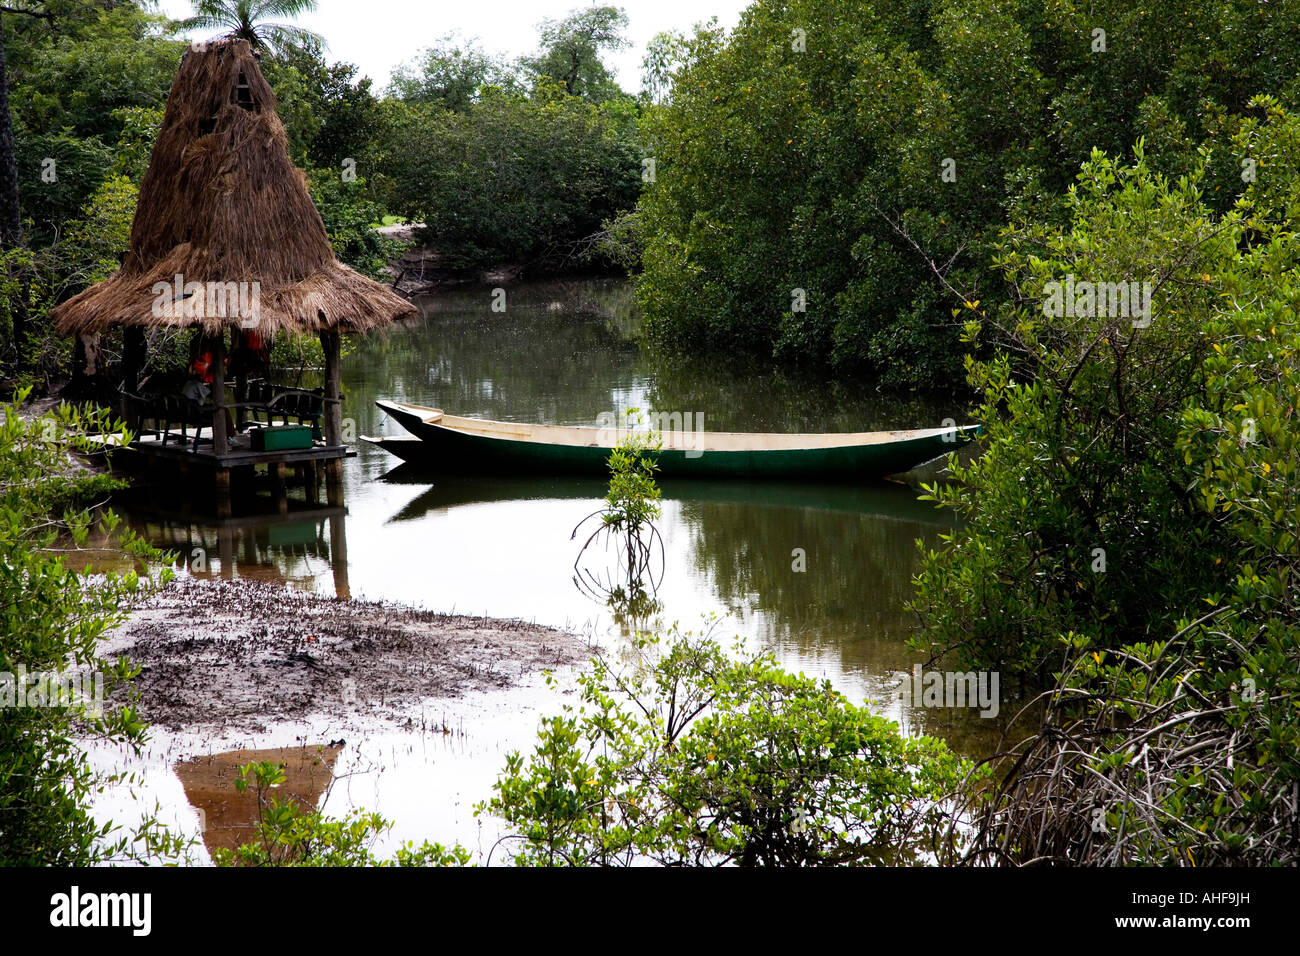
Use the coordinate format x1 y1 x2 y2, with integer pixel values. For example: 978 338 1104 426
123 430 356 466
99 429 354 518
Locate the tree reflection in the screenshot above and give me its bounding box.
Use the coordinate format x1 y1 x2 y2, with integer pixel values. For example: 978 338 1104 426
572 427 666 635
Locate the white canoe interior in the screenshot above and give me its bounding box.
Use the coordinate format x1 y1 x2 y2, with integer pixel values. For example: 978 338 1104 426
379 401 968 453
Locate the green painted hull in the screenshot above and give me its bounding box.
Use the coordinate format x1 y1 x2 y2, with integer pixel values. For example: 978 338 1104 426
372 402 975 481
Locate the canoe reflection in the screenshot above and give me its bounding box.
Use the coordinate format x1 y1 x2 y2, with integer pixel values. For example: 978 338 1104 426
379 465 955 527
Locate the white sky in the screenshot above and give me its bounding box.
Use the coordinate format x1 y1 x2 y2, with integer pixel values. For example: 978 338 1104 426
153 0 751 94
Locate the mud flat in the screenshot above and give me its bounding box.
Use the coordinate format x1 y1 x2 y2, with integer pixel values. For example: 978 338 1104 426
104 576 588 734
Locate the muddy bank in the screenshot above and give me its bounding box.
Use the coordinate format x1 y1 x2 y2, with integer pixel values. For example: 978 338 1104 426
379 224 524 295
105 576 588 733
379 223 622 295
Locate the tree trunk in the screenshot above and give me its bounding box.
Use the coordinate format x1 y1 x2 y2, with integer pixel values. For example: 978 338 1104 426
0 21 22 247
0 20 29 371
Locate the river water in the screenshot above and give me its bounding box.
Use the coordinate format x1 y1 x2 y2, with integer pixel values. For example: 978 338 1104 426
104 278 1007 861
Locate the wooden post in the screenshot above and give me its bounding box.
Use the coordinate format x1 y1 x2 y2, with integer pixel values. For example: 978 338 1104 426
320 329 345 507
328 511 350 600
70 332 102 398
299 463 314 504
211 329 228 453
325 460 343 507
302 461 319 505
320 329 343 446
217 524 235 579
233 328 247 431
214 468 232 519
122 326 146 428
272 461 288 515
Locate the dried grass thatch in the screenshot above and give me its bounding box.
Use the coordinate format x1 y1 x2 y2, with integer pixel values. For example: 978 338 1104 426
53 38 416 338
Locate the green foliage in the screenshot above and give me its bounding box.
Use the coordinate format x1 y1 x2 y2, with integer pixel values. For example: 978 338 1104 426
633 0 1300 386
214 760 470 867
602 410 662 539
589 210 641 271
519 5 629 103
0 1 177 381
307 169 406 281
14 130 115 246
639 28 692 105
108 106 164 182
0 173 137 387
573 411 665 627
5 1 184 145
257 45 323 163
0 391 181 864
382 87 641 271
916 102 1300 865
389 33 520 111
1 176 138 385
259 38 387 176
58 175 139 286
483 626 974 865
266 329 356 385
911 143 1238 677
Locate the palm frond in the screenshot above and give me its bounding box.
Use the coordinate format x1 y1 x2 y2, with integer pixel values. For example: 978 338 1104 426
177 14 234 32
256 22 326 56
251 0 320 19
181 1 323 56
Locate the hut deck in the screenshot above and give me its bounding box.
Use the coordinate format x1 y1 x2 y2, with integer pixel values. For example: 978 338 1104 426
125 431 356 467
91 429 354 517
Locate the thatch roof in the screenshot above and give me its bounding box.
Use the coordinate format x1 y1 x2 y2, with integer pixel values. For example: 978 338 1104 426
53 38 416 338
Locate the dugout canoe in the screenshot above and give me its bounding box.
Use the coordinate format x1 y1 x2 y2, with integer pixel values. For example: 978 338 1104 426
365 400 977 480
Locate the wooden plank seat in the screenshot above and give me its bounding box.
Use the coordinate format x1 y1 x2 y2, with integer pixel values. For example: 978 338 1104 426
239 382 325 441
123 385 216 451
123 379 327 452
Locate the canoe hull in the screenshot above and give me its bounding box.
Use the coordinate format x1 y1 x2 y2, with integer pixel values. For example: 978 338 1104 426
371 402 974 481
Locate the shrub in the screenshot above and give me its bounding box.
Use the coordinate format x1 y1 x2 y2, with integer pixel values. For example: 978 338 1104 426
483 626 974 866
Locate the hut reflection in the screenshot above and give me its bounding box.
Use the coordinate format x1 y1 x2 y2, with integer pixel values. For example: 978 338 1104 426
176 743 344 857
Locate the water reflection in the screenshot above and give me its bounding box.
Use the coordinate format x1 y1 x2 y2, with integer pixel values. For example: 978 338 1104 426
123 495 350 598
176 743 343 857
362 280 645 428
116 278 1006 754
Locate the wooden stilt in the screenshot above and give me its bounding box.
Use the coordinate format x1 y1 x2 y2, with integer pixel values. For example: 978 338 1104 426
211 329 229 453
325 458 343 508
318 330 346 509
233 328 248 431
328 511 349 600
300 461 321 505
218 525 235 580
122 327 146 428
272 461 288 515
215 467 232 519
319 330 344 447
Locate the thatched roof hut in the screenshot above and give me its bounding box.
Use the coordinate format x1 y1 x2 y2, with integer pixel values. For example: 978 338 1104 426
52 38 414 488
52 37 415 338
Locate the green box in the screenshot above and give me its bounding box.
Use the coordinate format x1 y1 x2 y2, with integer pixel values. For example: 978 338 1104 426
250 425 314 451
267 520 320 548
